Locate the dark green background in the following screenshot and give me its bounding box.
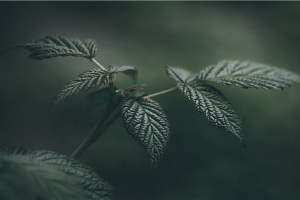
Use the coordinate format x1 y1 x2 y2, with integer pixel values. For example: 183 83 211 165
1 2 300 199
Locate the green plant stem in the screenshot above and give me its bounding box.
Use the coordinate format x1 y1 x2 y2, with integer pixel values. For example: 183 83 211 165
70 109 120 159
91 58 107 71
71 89 120 159
71 86 177 159
144 86 178 98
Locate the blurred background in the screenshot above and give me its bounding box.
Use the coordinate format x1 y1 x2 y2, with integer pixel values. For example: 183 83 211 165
1 2 300 199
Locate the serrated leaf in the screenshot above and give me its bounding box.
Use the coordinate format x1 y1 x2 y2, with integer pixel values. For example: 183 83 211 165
32 150 113 200
0 146 30 156
120 97 171 170
0 155 88 200
178 82 246 146
51 69 116 107
111 65 139 83
166 66 192 83
24 35 98 60
199 60 300 89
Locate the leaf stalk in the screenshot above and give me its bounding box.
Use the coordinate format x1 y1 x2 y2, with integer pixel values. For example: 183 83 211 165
144 87 178 98
91 58 107 72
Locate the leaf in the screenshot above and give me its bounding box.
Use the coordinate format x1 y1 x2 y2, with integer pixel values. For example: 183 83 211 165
178 82 246 146
111 65 139 83
120 97 171 170
51 69 116 107
0 155 88 200
199 60 300 89
32 150 113 200
24 35 98 60
166 66 194 83
116 84 147 98
0 146 30 156
166 66 245 146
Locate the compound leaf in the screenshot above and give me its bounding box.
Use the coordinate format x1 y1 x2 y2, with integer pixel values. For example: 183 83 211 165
0 146 30 156
0 155 88 200
199 60 300 89
32 150 113 200
51 69 116 107
24 35 98 60
178 82 245 146
120 97 171 170
166 66 245 146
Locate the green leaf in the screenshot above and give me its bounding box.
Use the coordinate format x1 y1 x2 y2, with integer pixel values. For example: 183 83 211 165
199 60 300 89
178 82 246 146
0 155 88 200
120 97 171 170
111 65 139 83
166 66 245 146
51 69 116 107
166 66 193 83
24 35 98 60
32 150 113 200
0 146 30 156
116 84 147 98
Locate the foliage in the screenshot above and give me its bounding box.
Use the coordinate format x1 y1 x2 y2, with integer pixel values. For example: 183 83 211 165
1 35 300 199
120 97 171 170
198 60 300 89
24 35 98 60
0 147 113 200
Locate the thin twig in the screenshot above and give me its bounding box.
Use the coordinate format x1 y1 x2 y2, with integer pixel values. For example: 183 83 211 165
144 87 178 98
91 58 107 71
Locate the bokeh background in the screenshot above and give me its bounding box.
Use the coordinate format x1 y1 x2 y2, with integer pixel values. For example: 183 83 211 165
1 2 300 199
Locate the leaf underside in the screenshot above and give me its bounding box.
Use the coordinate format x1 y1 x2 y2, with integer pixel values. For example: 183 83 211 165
0 155 88 200
178 82 246 146
199 60 300 89
0 147 113 200
0 146 30 156
32 150 113 200
120 97 171 170
24 35 98 60
51 68 115 107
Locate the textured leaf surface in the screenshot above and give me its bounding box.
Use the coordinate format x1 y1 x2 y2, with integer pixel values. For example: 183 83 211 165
0 146 30 156
178 82 245 146
0 155 88 200
166 66 245 145
112 65 139 82
199 60 300 89
51 69 116 107
32 150 113 200
120 97 171 170
24 35 98 60
166 66 194 83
